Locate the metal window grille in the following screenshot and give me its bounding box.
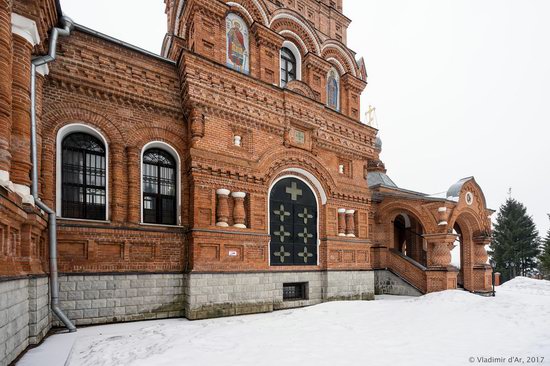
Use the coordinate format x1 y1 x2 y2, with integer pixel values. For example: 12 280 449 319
142 148 177 225
283 282 307 301
61 133 106 220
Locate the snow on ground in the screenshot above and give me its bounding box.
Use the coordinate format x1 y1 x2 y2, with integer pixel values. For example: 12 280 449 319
18 277 550 366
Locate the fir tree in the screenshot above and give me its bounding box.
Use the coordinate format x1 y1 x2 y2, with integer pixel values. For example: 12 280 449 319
539 215 550 279
488 198 539 282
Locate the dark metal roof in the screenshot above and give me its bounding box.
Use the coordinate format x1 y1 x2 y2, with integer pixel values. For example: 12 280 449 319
446 176 474 199
367 172 398 188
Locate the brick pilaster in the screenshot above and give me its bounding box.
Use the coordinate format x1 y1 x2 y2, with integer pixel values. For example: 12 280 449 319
126 146 140 223
0 0 12 176
10 34 32 188
111 143 125 223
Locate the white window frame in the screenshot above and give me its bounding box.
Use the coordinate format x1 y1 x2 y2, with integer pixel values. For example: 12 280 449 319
280 40 302 87
140 141 182 227
56 123 110 220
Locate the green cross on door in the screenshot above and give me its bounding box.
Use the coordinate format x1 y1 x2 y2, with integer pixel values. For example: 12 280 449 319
274 245 291 263
298 246 314 264
298 207 313 224
273 204 291 222
274 225 291 242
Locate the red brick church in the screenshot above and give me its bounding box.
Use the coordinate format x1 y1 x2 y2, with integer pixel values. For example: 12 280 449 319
0 0 494 363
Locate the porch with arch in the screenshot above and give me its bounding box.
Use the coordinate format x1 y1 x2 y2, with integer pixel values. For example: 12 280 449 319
372 177 493 294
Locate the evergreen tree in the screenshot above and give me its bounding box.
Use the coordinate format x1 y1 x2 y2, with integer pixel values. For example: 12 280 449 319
488 198 539 282
539 215 550 279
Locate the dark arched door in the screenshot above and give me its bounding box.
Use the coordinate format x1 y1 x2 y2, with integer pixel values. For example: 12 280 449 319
270 177 317 266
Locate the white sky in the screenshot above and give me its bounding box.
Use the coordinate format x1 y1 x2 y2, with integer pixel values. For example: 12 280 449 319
60 0 550 236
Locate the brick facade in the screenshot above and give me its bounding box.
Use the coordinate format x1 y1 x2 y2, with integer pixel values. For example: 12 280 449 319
0 2 494 362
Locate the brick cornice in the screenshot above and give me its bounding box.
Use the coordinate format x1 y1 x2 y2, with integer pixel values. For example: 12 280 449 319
47 75 183 118
341 73 367 93
252 22 285 51
304 52 333 75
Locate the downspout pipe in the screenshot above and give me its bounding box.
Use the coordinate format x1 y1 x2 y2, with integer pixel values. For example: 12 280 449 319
30 16 76 332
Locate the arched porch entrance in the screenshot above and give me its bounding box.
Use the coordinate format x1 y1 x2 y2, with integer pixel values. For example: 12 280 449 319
451 223 464 288
392 212 426 267
451 211 491 292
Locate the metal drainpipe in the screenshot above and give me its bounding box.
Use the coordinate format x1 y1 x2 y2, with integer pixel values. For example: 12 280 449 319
30 16 76 332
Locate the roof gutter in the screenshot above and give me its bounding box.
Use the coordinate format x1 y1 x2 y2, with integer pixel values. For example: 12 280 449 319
31 15 76 333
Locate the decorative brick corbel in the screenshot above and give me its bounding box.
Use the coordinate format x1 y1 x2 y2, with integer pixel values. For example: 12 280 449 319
189 108 205 146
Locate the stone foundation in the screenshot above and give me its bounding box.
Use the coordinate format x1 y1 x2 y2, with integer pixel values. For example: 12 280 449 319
1 270 375 363
57 273 185 326
0 276 50 366
374 270 423 296
185 270 375 320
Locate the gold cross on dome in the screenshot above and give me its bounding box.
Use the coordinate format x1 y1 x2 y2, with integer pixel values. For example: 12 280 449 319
286 182 302 201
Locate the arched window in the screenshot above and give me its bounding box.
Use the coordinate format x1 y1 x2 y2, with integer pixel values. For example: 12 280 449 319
61 132 106 220
326 67 340 111
226 13 250 74
142 148 177 225
280 47 297 87
269 177 318 266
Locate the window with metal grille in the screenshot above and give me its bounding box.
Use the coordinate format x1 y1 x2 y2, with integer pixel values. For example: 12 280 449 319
142 148 177 225
283 282 307 301
280 47 297 87
61 132 107 220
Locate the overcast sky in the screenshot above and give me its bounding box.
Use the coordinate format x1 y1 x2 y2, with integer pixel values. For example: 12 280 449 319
61 0 550 236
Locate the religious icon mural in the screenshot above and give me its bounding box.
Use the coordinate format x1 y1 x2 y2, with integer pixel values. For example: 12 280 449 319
270 177 318 266
226 13 250 74
327 68 340 111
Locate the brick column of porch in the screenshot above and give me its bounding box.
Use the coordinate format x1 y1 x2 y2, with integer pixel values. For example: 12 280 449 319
424 233 459 292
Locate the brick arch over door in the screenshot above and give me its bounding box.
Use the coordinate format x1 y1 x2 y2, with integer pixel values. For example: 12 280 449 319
376 203 429 255
376 201 438 235
258 147 336 199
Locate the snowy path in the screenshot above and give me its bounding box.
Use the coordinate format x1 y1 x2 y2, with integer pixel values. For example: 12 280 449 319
18 277 550 366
